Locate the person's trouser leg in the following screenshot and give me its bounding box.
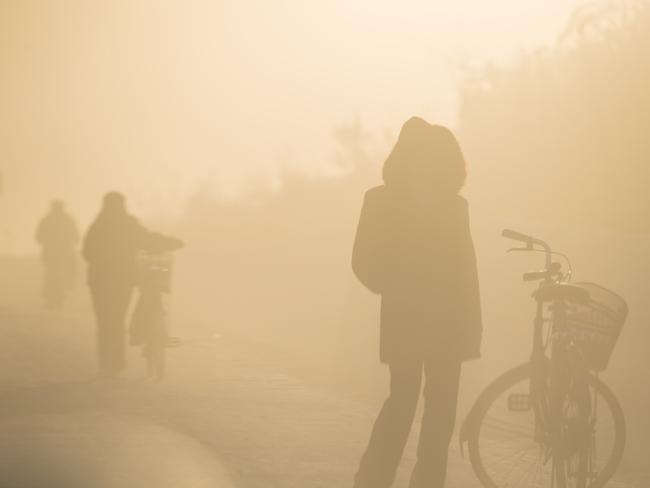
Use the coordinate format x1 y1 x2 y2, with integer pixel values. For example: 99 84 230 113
409 357 461 488
354 360 423 488
90 287 109 372
90 285 132 375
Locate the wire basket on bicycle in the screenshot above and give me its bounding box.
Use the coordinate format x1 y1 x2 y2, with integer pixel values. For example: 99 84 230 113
136 251 174 292
565 282 628 371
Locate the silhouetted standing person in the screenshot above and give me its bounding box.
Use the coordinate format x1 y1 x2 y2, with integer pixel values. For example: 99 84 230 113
82 192 182 378
351 118 482 488
35 200 80 310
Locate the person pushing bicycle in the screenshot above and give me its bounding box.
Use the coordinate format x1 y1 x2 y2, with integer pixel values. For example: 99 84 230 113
82 192 183 379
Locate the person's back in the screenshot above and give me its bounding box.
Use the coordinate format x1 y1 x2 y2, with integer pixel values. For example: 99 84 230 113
83 193 182 289
83 209 147 289
36 201 79 261
352 117 482 488
35 200 79 309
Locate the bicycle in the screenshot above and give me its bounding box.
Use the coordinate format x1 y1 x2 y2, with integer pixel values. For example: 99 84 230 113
129 251 180 381
460 229 628 488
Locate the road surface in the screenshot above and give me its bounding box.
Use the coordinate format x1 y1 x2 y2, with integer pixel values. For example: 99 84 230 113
0 308 645 487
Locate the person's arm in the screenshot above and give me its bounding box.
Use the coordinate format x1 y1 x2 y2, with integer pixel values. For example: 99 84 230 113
35 218 46 246
81 222 97 262
351 187 386 294
459 199 483 360
135 220 184 253
146 232 184 252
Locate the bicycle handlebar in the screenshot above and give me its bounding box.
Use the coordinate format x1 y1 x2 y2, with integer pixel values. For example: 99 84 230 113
502 228 553 269
502 229 534 244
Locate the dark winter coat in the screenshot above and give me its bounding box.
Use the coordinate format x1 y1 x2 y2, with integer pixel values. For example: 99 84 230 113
352 185 482 363
82 211 182 289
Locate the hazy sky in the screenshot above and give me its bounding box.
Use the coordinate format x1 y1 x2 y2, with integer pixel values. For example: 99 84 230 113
1 0 585 251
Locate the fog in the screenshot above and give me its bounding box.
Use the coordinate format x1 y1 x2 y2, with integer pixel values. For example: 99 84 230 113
1 1 649 487
0 0 586 252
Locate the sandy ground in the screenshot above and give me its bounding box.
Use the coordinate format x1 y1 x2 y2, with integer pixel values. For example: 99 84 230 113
0 307 647 488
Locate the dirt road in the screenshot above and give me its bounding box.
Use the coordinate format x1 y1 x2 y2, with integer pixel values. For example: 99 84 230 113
0 308 645 487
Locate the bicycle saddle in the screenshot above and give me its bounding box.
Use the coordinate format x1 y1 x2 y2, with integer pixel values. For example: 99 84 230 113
532 283 590 304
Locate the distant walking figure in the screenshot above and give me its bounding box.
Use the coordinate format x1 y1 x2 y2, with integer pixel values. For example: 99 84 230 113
352 117 482 488
35 200 80 309
82 192 182 378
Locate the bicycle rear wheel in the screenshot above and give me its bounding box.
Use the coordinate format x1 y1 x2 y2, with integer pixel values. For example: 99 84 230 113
144 343 166 381
143 313 168 382
465 363 625 488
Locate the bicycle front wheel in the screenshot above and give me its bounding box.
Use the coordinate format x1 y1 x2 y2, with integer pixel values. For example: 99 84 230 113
465 363 625 488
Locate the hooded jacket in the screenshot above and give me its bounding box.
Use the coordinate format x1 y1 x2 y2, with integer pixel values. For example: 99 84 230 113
351 118 482 362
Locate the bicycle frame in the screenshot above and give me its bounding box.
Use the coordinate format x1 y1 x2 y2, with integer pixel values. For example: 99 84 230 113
460 230 626 488
522 239 594 488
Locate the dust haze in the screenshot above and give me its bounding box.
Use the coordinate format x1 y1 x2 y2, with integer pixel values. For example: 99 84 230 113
1 1 649 487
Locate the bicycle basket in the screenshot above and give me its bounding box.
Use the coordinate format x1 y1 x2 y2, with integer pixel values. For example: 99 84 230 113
565 282 628 371
136 251 174 293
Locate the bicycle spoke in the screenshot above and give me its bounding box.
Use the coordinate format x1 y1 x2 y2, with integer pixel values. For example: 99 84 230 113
495 444 539 485
467 364 625 488
479 441 538 468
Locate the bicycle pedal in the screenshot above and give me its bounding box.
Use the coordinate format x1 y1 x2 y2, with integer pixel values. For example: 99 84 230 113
508 393 532 412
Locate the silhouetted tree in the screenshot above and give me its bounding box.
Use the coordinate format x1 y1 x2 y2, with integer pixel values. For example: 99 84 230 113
459 0 650 231
171 118 385 390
